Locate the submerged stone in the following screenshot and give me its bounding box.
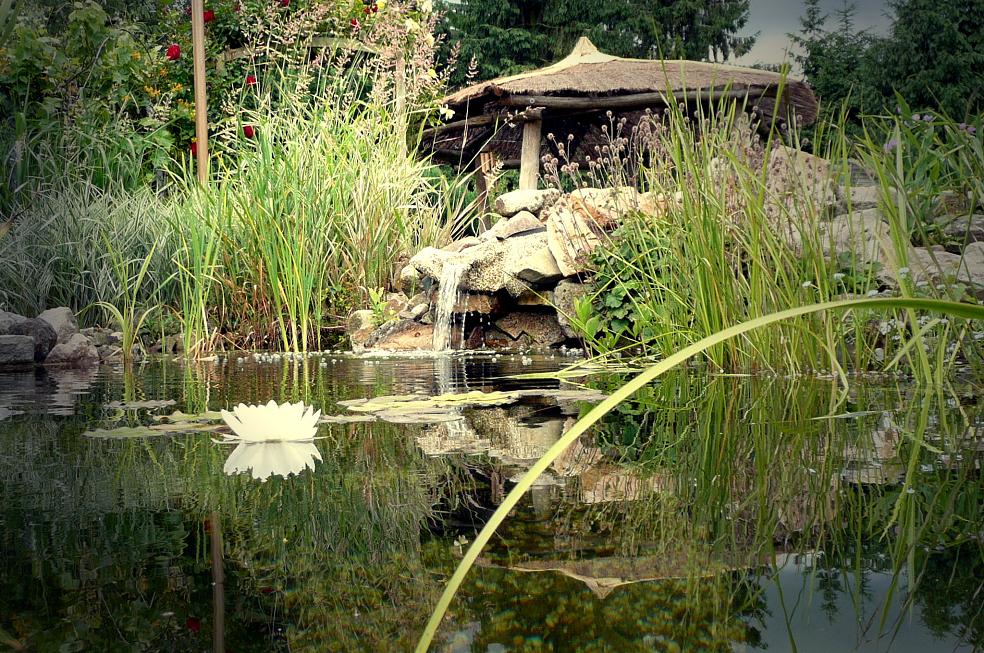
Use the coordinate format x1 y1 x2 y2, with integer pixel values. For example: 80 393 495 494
8 318 57 362
0 335 35 366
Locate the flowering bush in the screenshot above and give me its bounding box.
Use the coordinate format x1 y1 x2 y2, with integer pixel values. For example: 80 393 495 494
0 0 449 197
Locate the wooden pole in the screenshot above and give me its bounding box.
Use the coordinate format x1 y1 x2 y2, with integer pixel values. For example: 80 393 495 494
518 117 542 190
474 150 498 231
191 0 209 183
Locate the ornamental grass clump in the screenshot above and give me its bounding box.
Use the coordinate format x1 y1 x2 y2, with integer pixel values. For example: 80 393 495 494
168 60 467 353
559 96 983 378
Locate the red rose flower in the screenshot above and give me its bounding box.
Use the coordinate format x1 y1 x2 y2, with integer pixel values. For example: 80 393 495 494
203 9 215 22
363 6 370 13
190 141 198 157
245 74 257 86
166 44 181 60
185 617 201 633
372 4 378 12
280 0 289 6
243 125 256 138
350 18 359 28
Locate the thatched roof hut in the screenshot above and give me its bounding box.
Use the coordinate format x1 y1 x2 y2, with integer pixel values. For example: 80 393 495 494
422 37 819 194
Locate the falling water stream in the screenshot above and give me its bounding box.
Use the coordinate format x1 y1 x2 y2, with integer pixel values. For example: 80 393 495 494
432 262 468 351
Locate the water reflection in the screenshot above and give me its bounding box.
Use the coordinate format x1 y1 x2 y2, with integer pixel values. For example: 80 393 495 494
0 355 980 651
223 441 323 480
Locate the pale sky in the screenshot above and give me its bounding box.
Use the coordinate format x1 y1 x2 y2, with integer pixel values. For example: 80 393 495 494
734 0 893 68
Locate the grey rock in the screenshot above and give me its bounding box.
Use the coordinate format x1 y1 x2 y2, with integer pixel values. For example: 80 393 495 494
511 245 564 285
0 310 28 334
44 333 99 367
940 213 984 244
444 236 483 253
363 318 434 351
8 318 58 362
402 303 430 321
398 264 422 294
495 311 566 346
482 211 543 241
841 185 899 211
38 307 79 344
0 335 35 366
553 279 589 338
347 309 377 351
494 189 561 217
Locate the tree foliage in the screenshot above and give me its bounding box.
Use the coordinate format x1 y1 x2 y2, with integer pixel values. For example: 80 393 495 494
791 0 984 119
437 0 756 84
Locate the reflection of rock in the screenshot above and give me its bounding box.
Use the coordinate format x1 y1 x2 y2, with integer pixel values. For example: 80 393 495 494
579 465 669 504
416 419 491 456
223 441 322 481
47 366 98 415
839 412 904 485
475 552 730 599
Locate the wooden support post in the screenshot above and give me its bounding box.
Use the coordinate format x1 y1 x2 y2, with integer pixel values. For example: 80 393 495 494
191 0 209 183
519 115 542 190
474 150 498 232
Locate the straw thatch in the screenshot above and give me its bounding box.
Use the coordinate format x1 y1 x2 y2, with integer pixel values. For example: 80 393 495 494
424 38 818 167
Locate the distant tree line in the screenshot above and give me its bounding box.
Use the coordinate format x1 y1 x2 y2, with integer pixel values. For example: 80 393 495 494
436 0 756 85
790 0 983 119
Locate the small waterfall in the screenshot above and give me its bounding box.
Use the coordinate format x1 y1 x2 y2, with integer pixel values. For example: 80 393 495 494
432 262 467 351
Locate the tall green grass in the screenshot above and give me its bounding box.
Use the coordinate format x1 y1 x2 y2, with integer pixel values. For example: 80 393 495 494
568 99 983 379
163 66 469 353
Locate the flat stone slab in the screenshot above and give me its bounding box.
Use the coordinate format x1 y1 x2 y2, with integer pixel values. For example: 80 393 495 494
0 335 36 366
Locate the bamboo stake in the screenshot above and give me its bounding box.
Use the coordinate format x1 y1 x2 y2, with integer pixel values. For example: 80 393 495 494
191 0 209 183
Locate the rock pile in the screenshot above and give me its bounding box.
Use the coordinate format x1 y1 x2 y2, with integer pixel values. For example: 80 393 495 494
0 308 105 368
351 146 984 353
353 185 668 351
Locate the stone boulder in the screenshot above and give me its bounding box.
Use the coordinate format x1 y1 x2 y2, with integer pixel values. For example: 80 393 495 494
553 279 590 339
7 318 58 362
481 211 543 241
544 197 606 277
505 231 564 286
569 186 640 229
904 243 984 297
38 307 79 344
347 309 376 351
44 333 99 367
0 335 35 366
0 310 28 334
494 188 561 217
494 311 566 347
842 185 899 211
940 214 984 245
444 236 483 253
364 319 435 351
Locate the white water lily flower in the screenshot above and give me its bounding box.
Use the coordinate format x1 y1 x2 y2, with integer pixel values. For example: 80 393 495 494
223 442 322 481
220 400 321 442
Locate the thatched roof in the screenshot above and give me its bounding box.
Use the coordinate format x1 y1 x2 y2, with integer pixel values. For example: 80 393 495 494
443 37 817 124
424 38 818 168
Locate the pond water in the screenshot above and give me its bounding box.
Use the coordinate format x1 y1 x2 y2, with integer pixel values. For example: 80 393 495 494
1 353 982 652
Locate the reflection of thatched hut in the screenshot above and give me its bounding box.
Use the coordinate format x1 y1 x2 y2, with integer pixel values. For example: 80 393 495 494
422 37 819 196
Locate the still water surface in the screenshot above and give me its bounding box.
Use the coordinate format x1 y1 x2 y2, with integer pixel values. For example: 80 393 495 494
1 353 981 652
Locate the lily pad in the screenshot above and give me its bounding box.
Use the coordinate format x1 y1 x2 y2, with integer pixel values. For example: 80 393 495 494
105 399 177 410
84 422 227 439
152 410 225 424
374 411 465 424
319 414 378 424
339 390 523 414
